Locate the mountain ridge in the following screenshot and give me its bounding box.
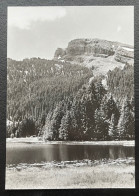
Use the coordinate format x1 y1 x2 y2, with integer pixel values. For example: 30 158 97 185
7 38 134 140
54 38 133 58
54 38 134 76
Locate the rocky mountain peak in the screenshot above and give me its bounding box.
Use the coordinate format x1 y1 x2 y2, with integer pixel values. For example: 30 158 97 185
54 38 133 62
54 38 134 75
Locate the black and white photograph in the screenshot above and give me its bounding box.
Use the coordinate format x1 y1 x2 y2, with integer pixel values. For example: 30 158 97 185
6 6 134 189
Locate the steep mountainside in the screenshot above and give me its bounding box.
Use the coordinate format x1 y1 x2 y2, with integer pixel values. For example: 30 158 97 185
7 38 134 140
7 58 92 123
54 38 134 75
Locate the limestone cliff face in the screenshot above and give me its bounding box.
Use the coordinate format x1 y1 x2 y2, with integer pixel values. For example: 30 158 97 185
66 39 115 57
114 46 134 65
54 38 134 65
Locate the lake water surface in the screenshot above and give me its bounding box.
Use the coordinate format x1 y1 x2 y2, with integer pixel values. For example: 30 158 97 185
6 143 134 165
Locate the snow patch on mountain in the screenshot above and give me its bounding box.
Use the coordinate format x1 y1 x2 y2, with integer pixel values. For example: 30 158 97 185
60 59 65 63
58 55 61 59
55 64 63 69
89 76 94 84
122 47 134 52
24 71 28 75
102 78 108 89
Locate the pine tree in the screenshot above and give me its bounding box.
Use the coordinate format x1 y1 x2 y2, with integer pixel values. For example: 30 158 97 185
49 101 66 140
108 114 118 140
43 111 54 140
95 81 106 105
59 111 72 140
18 117 37 137
103 94 120 123
117 97 134 140
94 109 109 140
82 93 96 140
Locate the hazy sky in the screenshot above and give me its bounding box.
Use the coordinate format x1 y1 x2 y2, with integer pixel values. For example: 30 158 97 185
8 6 134 60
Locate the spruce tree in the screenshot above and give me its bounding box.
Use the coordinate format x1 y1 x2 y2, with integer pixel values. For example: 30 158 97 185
59 111 72 140
117 97 134 140
94 109 109 140
108 114 118 140
50 101 65 140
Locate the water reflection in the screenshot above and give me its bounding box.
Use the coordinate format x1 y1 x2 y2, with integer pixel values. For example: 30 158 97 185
6 144 135 165
109 146 134 159
59 144 68 161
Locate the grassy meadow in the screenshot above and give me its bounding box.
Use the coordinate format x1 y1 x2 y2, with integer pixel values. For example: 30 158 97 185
6 163 135 189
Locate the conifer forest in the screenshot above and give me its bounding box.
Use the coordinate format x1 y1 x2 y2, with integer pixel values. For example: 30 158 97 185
7 50 134 141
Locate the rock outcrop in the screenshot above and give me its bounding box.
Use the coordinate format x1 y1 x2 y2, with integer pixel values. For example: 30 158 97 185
114 46 134 65
54 48 66 59
54 38 134 65
66 39 115 57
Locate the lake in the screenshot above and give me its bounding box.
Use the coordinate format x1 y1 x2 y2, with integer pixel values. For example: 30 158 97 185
6 143 135 165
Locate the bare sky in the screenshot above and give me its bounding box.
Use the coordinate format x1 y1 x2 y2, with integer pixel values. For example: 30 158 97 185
8 6 134 60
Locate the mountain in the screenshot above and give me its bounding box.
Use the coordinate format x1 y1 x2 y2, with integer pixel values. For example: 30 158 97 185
7 38 134 140
54 38 134 75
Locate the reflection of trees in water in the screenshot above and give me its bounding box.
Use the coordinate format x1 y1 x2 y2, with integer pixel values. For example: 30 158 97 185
7 145 135 165
58 144 68 161
89 146 109 160
36 144 69 162
33 145 135 163
68 145 85 161
84 145 89 159
42 145 56 162
118 148 126 158
109 146 134 160
80 145 110 161
109 146 126 159
130 147 135 158
7 146 51 164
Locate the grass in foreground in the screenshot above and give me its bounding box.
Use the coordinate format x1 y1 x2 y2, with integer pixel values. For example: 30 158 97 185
6 164 135 189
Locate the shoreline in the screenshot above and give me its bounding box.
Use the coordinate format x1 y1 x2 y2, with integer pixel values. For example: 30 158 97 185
6 157 135 170
6 138 135 146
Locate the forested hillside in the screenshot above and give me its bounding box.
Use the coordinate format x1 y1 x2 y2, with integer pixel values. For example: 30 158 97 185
107 63 134 102
7 39 134 140
7 58 92 137
42 75 134 141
